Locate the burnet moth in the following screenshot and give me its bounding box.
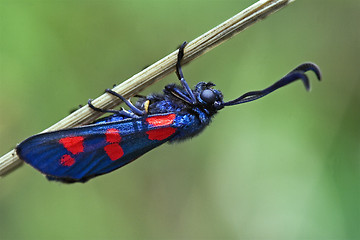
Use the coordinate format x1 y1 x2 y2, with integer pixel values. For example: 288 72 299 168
16 42 321 183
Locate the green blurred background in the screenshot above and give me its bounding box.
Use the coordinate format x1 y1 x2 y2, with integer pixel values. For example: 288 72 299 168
0 0 359 239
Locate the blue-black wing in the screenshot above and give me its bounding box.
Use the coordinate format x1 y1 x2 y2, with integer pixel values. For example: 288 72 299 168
16 113 180 182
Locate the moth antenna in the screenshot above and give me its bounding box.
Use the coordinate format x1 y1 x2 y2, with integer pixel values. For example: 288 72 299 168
222 62 321 106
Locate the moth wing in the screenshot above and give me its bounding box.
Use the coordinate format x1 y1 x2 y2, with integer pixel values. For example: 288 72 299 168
17 114 178 182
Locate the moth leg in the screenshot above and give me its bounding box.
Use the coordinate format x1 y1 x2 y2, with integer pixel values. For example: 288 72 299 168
88 99 113 113
116 108 140 118
134 94 146 98
165 85 193 104
87 99 139 118
105 89 146 116
176 41 197 104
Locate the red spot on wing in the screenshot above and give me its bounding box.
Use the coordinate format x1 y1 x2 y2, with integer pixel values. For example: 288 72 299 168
104 143 124 161
60 154 75 166
59 136 84 155
106 128 121 143
104 128 124 161
146 114 176 127
146 127 176 140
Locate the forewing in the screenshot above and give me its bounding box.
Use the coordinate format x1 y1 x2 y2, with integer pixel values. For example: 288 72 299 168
17 113 178 182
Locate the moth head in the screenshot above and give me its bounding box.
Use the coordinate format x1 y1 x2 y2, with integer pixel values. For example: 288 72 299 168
196 82 224 110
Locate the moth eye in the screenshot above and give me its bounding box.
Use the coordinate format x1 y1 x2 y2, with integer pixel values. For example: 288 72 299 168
200 89 216 104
